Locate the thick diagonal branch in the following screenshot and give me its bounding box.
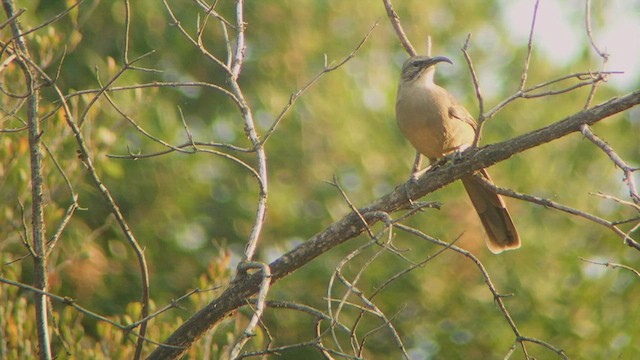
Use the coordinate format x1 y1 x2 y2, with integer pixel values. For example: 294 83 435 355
148 90 640 359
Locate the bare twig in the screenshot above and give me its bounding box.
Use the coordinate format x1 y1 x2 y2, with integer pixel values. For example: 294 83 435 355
472 173 640 251
162 0 230 72
395 224 532 358
76 50 156 127
186 0 269 270
580 125 640 206
99 79 195 156
107 140 250 158
582 0 610 109
0 52 16 73
0 6 22 29
235 300 354 359
0 276 204 348
357 306 406 358
504 342 518 359
328 174 376 238
16 199 35 257
45 201 78 255
229 262 272 359
64 81 239 105
260 22 377 145
585 0 608 60
519 336 568 359
1 1 82 43
396 225 570 359
579 257 640 278
2 1 51 358
519 0 540 90
461 34 485 148
349 234 460 356
382 0 416 56
325 220 410 359
325 240 370 354
485 70 621 119
366 233 459 301
193 0 235 29
591 192 640 213
229 0 246 78
148 90 640 359
17 30 153 360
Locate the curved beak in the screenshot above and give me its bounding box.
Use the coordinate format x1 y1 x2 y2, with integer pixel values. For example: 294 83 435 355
401 55 454 81
427 56 453 66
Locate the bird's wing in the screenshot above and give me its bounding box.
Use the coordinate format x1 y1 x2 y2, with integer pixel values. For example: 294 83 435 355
447 94 477 130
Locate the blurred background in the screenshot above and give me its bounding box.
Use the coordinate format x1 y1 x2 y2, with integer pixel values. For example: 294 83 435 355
1 0 639 358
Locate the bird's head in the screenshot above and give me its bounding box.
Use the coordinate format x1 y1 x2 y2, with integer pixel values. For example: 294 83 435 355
400 55 453 82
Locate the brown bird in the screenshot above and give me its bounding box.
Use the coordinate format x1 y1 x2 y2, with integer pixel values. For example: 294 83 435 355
395 55 520 253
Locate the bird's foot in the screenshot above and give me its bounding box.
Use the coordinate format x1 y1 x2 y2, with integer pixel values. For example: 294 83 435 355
402 167 431 207
441 145 470 165
402 176 418 206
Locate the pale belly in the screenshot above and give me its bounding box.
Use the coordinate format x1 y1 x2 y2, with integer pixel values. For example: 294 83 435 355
396 98 475 160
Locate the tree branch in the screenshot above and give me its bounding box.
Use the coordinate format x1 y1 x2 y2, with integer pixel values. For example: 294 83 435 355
147 90 640 359
382 0 416 56
2 1 51 358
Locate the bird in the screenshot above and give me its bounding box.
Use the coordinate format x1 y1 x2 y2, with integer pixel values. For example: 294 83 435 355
395 55 520 254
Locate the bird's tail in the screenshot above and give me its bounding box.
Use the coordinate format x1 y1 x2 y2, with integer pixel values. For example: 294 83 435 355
461 169 520 254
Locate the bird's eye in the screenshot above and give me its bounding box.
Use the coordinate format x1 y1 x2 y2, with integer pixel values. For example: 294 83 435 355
411 62 420 67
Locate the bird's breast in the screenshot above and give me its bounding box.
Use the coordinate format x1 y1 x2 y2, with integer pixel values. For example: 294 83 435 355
396 83 472 159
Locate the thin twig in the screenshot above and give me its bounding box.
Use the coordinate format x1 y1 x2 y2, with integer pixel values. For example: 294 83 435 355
17 198 36 257
327 221 411 359
349 234 460 356
585 0 608 60
99 79 195 156
328 174 375 238
0 6 22 29
519 336 568 359
0 52 16 73
237 300 354 359
20 33 153 360
583 0 609 111
260 22 376 145
64 81 239 105
229 262 272 359
519 0 540 90
163 0 230 72
591 192 640 213
382 0 416 56
218 0 269 270
472 173 640 251
580 125 640 206
579 257 640 278
107 140 251 158
2 1 52 357
148 89 640 359
394 224 532 358
193 0 234 29
0 276 201 348
130 288 219 328
2 1 83 40
45 201 78 255
461 34 485 148
485 70 620 119
76 50 155 127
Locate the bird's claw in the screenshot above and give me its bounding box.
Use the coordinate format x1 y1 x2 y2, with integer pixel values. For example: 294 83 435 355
439 147 468 165
401 176 415 206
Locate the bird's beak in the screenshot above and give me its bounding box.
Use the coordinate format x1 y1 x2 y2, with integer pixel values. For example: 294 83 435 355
428 56 453 66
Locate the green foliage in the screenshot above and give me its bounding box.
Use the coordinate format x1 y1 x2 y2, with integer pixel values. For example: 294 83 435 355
1 0 639 358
